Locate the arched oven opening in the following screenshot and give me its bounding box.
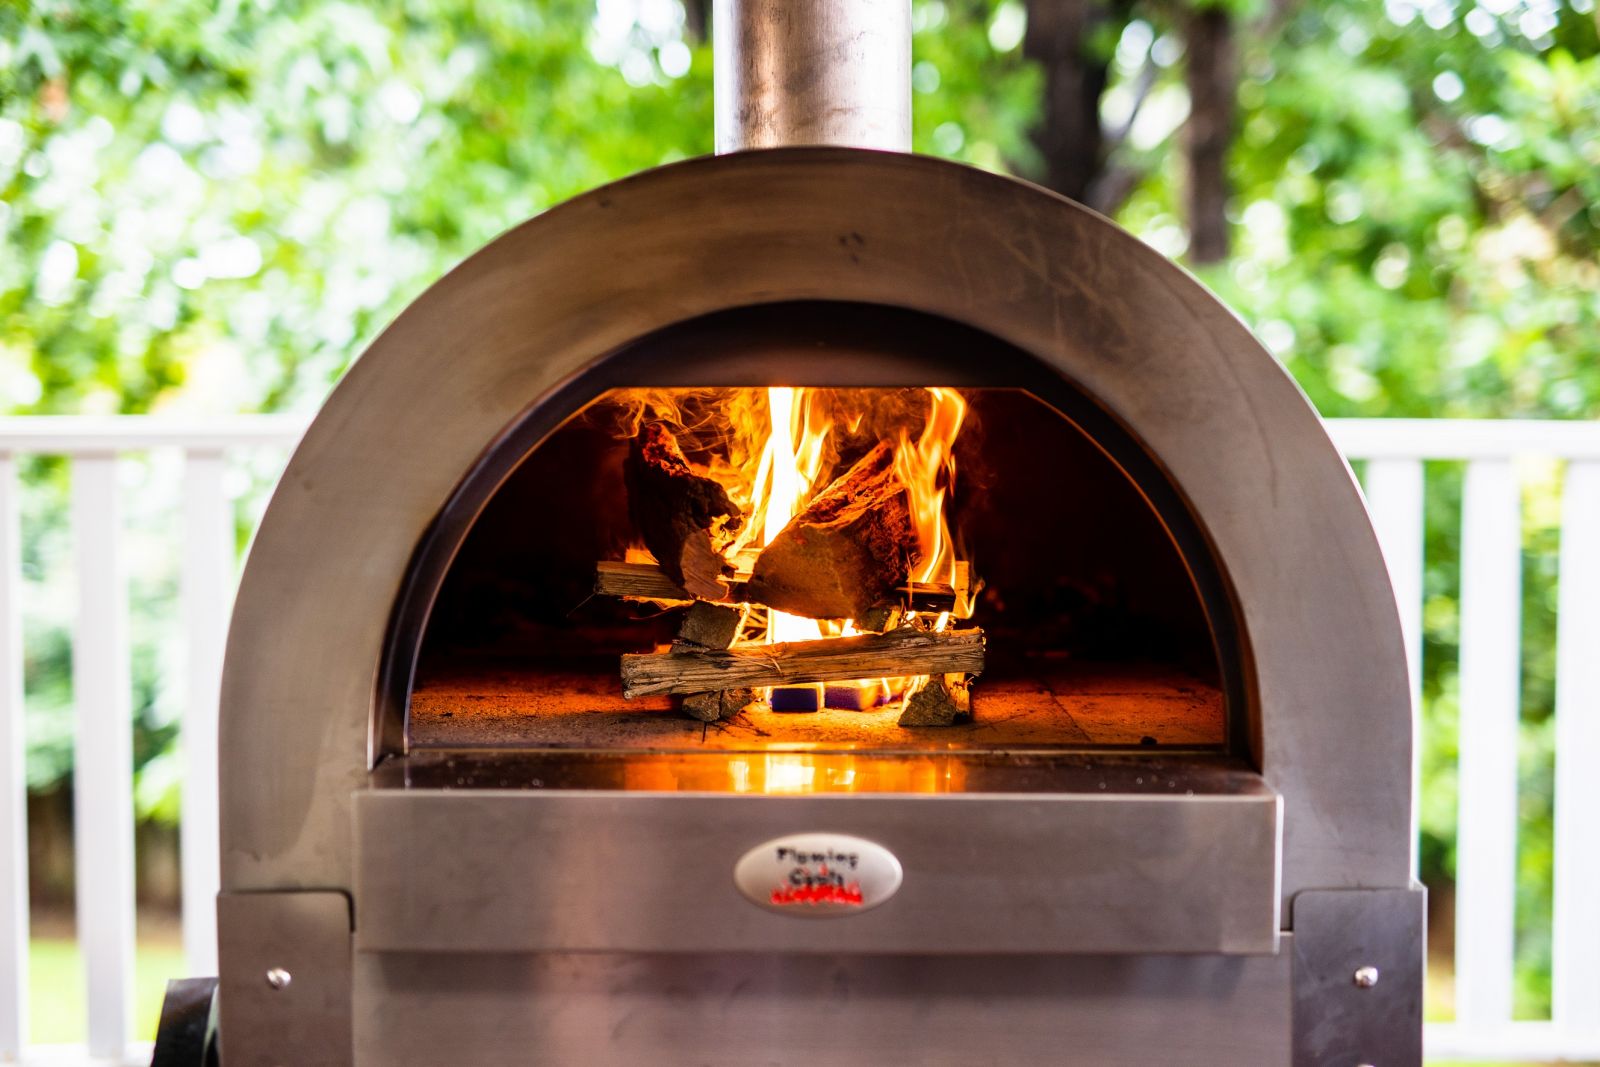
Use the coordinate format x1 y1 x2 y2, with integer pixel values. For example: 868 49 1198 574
381 301 1252 786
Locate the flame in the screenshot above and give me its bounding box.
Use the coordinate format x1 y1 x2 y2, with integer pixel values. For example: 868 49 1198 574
750 388 832 645
605 385 970 712
896 387 968 589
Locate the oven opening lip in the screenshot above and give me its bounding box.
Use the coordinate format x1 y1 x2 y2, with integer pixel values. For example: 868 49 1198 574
371 745 1272 798
375 300 1256 773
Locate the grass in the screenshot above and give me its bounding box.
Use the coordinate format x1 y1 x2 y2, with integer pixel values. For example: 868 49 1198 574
27 910 187 1046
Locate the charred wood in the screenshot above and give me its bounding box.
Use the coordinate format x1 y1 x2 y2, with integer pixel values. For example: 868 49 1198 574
594 561 964 617
675 602 746 651
624 423 742 601
621 627 985 699
898 674 973 726
681 687 758 723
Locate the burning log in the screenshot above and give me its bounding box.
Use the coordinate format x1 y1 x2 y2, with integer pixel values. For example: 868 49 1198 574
620 627 984 699
624 423 743 601
595 560 705 603
855 605 903 634
681 687 758 723
744 441 918 620
898 674 972 726
593 560 965 616
675 602 746 651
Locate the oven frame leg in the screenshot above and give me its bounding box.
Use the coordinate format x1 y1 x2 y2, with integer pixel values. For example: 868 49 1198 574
1291 885 1428 1066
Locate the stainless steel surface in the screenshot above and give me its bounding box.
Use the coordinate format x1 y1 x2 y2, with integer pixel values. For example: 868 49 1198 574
714 0 911 151
1353 964 1380 987
264 967 291 990
352 948 1294 1066
220 150 1412 909
733 832 904 915
217 891 352 1067
1291 887 1425 1066
352 787 1282 955
377 750 1263 793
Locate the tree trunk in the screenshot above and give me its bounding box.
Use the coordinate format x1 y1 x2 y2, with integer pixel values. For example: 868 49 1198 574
1183 5 1236 264
683 0 710 44
1024 0 1112 205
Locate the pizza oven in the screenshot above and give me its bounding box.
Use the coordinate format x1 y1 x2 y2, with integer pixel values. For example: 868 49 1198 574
197 2 1424 1064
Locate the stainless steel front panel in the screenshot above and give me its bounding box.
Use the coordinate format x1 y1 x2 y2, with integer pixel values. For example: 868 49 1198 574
352 787 1282 955
352 948 1293 1066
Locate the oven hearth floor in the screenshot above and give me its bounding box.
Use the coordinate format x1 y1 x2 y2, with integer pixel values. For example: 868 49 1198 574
408 659 1224 750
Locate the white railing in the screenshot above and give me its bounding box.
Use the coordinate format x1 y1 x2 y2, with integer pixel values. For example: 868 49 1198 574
0 417 303 1066
1331 418 1600 1062
0 414 1596 1064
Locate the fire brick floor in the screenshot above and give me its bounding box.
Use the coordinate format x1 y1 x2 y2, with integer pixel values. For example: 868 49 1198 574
408 659 1226 750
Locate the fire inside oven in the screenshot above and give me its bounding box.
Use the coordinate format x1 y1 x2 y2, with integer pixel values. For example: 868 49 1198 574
401 305 1239 779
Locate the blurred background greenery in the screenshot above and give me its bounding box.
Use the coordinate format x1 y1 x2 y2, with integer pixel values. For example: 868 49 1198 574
1 0 1597 1052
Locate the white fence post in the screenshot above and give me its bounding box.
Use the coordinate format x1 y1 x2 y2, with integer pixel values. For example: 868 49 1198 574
1552 459 1600 1031
0 453 29 1058
70 455 135 1060
1454 458 1524 1028
180 451 229 978
1363 457 1426 877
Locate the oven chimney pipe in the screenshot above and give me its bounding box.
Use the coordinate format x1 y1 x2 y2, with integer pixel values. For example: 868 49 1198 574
713 0 912 153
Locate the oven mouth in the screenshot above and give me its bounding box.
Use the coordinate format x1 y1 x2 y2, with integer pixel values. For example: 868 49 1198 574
375 300 1254 776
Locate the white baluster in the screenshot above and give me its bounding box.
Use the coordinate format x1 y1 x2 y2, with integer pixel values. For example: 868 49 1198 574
0 453 29 1058
71 455 135 1058
1553 459 1600 1031
1363 457 1426 877
180 450 229 977
1455 459 1523 1027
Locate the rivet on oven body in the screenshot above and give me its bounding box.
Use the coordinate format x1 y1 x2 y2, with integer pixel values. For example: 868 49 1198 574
1353 965 1380 988
265 967 293 990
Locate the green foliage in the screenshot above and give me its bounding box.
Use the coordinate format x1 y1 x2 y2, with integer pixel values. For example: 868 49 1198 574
2 0 714 412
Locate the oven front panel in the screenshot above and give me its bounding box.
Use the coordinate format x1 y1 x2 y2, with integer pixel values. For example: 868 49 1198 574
351 949 1294 1066
352 784 1281 956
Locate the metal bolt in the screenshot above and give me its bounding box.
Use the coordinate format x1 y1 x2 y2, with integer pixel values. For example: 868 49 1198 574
265 967 293 990
1353 965 1380 988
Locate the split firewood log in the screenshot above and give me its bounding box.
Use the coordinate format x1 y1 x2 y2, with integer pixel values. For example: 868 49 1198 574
898 674 972 726
624 423 743 601
621 626 984 698
592 561 964 615
674 602 745 651
681 688 758 723
744 441 918 620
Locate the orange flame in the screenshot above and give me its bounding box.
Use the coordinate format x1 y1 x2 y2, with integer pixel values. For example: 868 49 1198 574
605 386 970 710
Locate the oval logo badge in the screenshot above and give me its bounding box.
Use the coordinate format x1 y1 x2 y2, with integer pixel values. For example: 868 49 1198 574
734 833 903 917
